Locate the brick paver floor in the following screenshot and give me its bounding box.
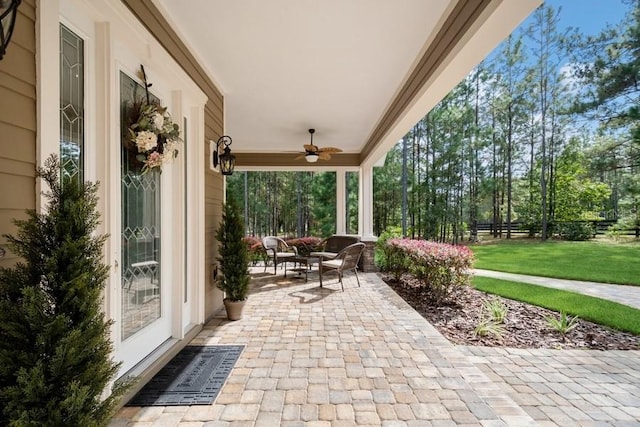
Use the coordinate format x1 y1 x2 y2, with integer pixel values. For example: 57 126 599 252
461 346 640 426
110 269 640 426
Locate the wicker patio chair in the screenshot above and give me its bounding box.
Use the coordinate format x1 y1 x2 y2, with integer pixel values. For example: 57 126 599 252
319 242 365 291
310 235 360 261
262 236 298 276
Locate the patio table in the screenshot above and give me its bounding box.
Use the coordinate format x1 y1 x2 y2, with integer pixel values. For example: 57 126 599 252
288 255 320 282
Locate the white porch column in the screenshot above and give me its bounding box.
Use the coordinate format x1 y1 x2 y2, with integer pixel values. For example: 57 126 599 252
336 169 346 234
358 165 375 239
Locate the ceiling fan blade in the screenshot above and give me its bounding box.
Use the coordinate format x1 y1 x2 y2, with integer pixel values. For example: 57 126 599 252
295 154 306 160
303 144 317 152
318 152 332 160
317 146 343 153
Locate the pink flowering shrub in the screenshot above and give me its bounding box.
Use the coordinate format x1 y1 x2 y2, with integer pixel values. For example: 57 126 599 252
386 238 474 303
285 236 323 256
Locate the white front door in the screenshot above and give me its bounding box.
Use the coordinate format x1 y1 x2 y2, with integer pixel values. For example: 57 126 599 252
50 0 207 379
116 69 172 373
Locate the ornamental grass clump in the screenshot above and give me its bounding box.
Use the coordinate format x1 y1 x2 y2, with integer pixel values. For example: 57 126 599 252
484 297 509 323
473 317 505 339
546 311 580 338
386 238 474 303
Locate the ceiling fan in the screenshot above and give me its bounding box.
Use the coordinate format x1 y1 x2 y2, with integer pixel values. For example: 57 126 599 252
295 129 343 162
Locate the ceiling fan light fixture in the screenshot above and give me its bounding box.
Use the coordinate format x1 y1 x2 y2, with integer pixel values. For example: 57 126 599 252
295 128 342 162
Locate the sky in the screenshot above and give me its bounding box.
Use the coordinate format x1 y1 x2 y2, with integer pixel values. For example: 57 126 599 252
545 0 628 35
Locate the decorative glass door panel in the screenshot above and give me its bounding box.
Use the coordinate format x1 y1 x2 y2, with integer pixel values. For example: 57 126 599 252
60 24 84 186
120 72 161 340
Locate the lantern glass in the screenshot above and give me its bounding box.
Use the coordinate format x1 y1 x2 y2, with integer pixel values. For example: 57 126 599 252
219 150 235 176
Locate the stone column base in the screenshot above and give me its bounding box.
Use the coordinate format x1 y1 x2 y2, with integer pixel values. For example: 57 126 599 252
359 240 379 272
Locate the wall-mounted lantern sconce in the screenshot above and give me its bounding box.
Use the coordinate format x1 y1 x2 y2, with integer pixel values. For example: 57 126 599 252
212 135 235 176
0 0 20 61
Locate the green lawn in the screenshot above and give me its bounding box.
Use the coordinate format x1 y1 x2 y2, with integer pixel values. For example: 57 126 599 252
471 239 640 286
473 276 640 335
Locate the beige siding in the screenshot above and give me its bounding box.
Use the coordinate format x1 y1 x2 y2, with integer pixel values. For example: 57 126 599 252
0 0 37 268
123 0 226 320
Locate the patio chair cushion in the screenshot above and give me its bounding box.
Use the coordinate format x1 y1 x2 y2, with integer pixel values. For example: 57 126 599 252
321 259 343 269
274 252 296 258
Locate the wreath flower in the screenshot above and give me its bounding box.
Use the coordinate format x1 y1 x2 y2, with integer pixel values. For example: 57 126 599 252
127 65 182 173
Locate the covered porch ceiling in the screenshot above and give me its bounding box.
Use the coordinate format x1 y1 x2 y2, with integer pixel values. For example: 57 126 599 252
154 0 541 169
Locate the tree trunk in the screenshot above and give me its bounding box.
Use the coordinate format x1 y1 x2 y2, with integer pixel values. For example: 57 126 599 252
402 136 408 237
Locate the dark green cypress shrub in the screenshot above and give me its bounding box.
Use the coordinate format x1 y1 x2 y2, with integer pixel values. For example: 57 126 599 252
216 200 250 302
0 156 127 426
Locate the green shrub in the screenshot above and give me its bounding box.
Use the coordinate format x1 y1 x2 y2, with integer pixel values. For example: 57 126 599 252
386 244 410 281
374 227 402 272
556 222 595 241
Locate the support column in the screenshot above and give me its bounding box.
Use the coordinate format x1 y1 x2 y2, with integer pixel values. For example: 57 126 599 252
358 166 378 272
336 169 346 234
358 166 375 239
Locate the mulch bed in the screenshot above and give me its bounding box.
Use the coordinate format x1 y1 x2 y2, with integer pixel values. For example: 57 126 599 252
381 273 640 350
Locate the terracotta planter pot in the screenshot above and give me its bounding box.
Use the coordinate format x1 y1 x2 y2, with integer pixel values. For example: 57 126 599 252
224 298 246 321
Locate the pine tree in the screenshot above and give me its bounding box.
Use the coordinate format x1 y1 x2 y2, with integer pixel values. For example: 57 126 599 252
0 155 126 426
216 200 250 302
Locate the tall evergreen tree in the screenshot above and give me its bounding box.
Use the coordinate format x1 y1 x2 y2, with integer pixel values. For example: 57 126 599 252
571 0 640 135
0 156 126 426
526 3 572 239
311 172 337 236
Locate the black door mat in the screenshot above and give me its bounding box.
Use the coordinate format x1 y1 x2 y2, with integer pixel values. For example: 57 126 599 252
127 345 244 406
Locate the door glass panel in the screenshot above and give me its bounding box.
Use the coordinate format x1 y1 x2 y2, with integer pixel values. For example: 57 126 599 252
59 24 84 186
120 72 161 340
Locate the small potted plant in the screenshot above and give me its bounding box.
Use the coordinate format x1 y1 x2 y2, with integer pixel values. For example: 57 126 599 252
215 199 250 320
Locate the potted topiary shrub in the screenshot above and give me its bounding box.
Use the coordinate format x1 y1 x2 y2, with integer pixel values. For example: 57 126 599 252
215 199 250 320
0 156 128 424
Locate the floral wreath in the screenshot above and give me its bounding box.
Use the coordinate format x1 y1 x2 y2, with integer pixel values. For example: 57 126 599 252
127 65 182 173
